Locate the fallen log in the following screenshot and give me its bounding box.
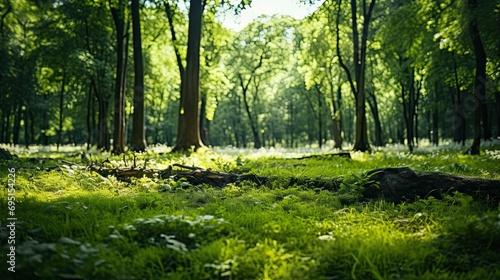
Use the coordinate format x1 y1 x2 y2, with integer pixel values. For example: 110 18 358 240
28 159 500 203
0 148 14 160
297 152 351 160
87 164 267 187
363 167 500 203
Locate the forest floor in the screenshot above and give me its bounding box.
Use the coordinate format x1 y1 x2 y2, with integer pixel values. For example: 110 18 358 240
1 141 500 279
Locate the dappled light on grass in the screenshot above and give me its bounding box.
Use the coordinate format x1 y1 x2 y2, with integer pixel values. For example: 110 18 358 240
1 145 499 279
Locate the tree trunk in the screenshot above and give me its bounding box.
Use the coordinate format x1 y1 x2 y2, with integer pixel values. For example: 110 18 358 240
242 86 261 149
367 91 383 146
12 96 21 145
57 71 66 150
199 92 210 146
172 0 205 152
496 92 500 138
130 0 147 152
317 88 323 148
401 83 413 152
94 78 110 151
467 0 487 155
332 85 343 148
336 0 374 152
86 81 93 150
414 78 422 147
164 0 186 147
111 2 126 155
432 82 439 145
23 104 29 148
481 102 491 140
452 53 466 145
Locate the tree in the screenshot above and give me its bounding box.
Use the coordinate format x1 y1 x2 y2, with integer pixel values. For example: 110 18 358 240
467 0 487 155
336 0 376 152
167 0 253 152
111 0 128 155
171 0 205 152
130 0 147 151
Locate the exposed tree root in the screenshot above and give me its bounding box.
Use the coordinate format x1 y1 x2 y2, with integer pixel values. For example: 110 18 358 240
363 167 500 203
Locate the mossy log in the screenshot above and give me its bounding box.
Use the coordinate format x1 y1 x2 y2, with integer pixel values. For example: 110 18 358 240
363 167 500 203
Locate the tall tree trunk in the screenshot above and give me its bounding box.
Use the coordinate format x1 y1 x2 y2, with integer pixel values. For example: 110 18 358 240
172 0 205 152
57 71 66 150
94 78 109 151
331 85 343 149
467 0 487 155
164 0 186 148
452 53 466 145
131 0 147 151
111 2 127 155
336 0 374 152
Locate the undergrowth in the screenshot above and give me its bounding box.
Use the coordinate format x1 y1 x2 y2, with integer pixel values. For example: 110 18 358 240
0 145 499 279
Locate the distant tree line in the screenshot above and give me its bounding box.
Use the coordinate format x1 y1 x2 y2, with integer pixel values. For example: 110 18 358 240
0 0 499 154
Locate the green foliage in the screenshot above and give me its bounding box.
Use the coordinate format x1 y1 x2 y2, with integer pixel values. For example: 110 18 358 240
1 148 500 279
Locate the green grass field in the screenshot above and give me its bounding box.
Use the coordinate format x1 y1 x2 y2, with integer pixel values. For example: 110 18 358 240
1 144 500 279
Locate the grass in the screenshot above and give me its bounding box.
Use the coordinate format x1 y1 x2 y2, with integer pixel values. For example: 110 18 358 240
1 144 500 279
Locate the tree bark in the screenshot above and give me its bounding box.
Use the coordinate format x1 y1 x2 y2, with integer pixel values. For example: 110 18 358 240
241 84 261 149
496 92 500 138
452 53 466 145
172 0 205 152
111 2 127 155
57 71 67 150
367 91 383 146
467 0 487 155
482 102 491 140
131 0 147 152
86 81 93 150
331 84 343 149
199 92 210 146
401 82 413 152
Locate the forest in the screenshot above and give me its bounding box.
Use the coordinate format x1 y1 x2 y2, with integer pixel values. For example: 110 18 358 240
0 0 498 153
1 0 500 279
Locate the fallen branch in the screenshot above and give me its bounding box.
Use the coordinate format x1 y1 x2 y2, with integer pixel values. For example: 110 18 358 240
87 164 267 187
297 152 351 160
